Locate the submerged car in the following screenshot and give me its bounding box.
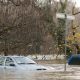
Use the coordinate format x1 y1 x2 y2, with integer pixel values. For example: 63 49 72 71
0 56 54 71
68 55 80 65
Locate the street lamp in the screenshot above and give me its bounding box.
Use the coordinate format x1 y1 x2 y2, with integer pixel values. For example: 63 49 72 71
56 13 75 71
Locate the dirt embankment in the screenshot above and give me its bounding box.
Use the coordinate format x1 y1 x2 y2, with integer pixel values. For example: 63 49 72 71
35 59 65 64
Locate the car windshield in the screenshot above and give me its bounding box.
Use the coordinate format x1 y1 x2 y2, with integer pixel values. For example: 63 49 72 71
13 57 36 64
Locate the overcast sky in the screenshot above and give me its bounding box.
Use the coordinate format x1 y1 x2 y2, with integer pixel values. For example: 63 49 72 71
38 0 80 7
55 0 80 7
73 0 80 7
56 0 80 7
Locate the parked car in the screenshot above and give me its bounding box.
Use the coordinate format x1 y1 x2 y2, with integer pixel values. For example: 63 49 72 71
0 56 54 72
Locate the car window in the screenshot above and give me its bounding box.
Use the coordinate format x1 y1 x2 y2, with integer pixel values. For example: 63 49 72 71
5 57 15 66
13 57 36 64
0 57 5 66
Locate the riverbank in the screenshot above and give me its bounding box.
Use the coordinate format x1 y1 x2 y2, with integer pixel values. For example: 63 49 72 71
35 59 65 64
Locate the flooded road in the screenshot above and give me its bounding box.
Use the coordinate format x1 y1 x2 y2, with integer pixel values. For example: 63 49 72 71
0 64 80 80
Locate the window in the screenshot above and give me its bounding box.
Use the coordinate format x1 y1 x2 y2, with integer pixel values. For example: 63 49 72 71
0 57 5 66
5 57 14 66
13 57 36 64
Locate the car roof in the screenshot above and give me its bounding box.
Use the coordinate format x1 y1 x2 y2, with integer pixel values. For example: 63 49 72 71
0 55 25 58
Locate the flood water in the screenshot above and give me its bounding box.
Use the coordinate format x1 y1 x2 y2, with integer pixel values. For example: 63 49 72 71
0 64 80 80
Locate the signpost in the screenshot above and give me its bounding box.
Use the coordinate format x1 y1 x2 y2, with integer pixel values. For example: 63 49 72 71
56 13 75 20
56 13 75 71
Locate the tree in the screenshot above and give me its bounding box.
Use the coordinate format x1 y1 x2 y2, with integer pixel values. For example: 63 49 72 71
0 0 43 55
56 0 68 54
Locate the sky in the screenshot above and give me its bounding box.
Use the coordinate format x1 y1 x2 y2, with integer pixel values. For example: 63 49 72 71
55 0 80 7
38 0 80 7
73 0 80 7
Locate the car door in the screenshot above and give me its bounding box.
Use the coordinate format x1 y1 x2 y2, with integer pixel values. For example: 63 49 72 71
4 57 17 72
0 57 5 72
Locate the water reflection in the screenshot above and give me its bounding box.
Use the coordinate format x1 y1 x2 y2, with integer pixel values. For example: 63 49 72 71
1 64 80 80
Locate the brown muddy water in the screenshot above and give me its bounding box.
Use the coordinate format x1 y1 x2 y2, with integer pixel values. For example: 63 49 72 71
0 60 80 80
0 71 79 80
0 64 80 80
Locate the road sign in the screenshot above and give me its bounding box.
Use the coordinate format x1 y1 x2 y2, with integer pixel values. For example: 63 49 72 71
56 13 75 20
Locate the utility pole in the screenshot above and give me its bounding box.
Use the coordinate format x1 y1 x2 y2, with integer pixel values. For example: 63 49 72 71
56 12 75 71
